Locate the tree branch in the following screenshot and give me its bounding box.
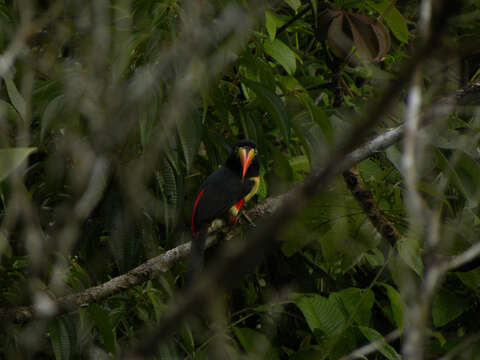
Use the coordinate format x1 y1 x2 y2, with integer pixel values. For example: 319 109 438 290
343 167 404 247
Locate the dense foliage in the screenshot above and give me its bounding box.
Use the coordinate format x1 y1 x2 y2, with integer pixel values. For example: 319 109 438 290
1 0 480 359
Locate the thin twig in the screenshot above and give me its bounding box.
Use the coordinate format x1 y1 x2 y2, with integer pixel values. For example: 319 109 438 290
276 4 312 35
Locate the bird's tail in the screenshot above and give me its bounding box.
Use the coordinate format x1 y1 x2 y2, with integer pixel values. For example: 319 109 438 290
187 231 207 286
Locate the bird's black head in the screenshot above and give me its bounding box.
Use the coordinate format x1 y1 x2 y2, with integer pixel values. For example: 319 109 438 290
226 140 259 181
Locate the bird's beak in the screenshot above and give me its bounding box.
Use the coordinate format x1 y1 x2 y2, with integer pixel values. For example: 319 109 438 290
239 148 255 182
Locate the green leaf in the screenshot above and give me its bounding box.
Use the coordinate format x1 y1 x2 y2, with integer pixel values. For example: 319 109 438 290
264 38 297 75
358 326 401 360
139 95 161 149
295 294 346 335
285 0 301 11
2 74 27 119
456 268 480 292
432 289 471 327
366 0 409 43
158 342 181 360
88 303 117 353
233 327 280 360
0 99 21 124
270 143 293 181
265 10 277 41
396 237 423 276
0 148 36 182
238 53 277 92
147 290 167 323
296 92 333 145
380 283 404 328
41 95 66 140
177 114 201 173
242 79 290 141
289 155 310 177
434 149 480 208
291 111 328 166
334 287 375 326
358 159 382 182
49 317 76 360
256 164 268 201
67 262 92 291
386 145 403 173
238 110 258 143
310 0 318 28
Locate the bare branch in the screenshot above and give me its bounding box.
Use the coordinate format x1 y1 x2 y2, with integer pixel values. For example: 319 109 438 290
343 167 404 247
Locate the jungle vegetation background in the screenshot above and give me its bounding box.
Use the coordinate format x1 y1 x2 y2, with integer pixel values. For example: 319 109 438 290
1 0 480 359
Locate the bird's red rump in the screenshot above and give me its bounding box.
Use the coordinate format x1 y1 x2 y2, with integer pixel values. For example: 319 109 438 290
234 198 245 212
191 188 205 235
228 199 246 226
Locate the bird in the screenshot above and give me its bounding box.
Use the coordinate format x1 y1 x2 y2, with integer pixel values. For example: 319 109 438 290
188 140 260 281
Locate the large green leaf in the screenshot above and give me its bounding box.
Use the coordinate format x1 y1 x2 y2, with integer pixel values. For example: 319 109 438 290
296 92 333 145
295 294 346 335
0 147 36 182
270 143 293 181
238 53 277 92
434 149 480 208
242 79 290 141
333 287 375 326
177 114 201 173
358 326 401 360
88 303 117 353
41 94 66 140
265 10 285 41
285 0 301 11
396 237 423 276
380 283 404 328
233 327 279 360
49 317 76 360
264 38 297 75
0 98 21 124
357 158 383 182
238 110 259 143
432 289 471 327
456 268 480 292
2 74 26 120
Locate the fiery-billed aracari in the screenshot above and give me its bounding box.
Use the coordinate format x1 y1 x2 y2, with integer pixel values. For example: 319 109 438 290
188 140 260 280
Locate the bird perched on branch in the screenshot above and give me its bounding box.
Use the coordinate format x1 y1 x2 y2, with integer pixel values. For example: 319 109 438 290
188 140 260 281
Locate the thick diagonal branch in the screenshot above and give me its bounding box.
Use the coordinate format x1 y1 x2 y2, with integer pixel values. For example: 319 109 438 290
343 167 404 246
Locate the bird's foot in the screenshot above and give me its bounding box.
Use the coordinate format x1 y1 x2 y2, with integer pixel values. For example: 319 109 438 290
241 211 256 228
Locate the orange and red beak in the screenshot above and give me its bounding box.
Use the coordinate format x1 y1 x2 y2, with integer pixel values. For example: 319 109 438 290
239 148 255 182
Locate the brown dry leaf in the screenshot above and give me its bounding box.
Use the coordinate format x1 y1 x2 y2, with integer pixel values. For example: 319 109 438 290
326 10 353 58
326 9 391 62
370 20 391 61
348 14 379 61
